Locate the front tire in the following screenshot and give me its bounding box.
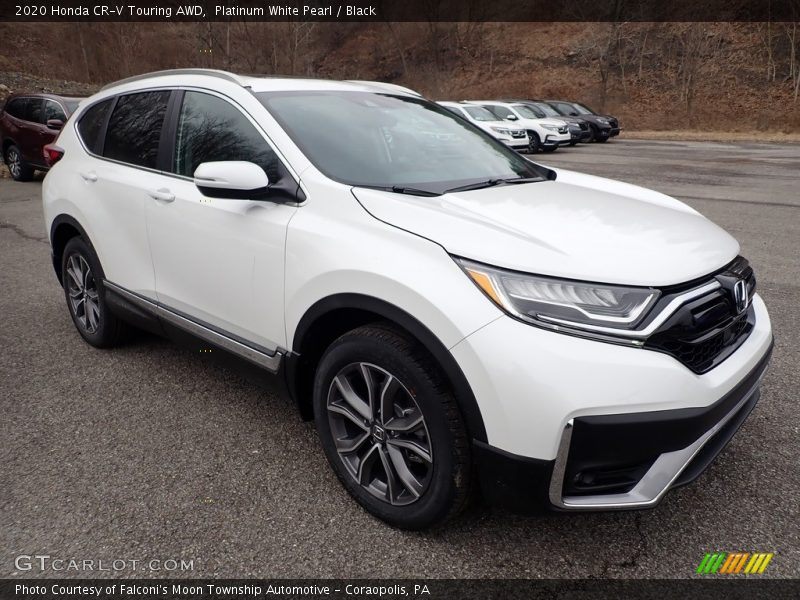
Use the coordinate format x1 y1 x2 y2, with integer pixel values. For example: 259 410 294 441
527 131 541 153
61 236 129 348
313 324 472 529
5 145 34 181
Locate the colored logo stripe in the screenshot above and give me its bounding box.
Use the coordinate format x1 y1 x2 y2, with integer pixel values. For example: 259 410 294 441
697 552 774 574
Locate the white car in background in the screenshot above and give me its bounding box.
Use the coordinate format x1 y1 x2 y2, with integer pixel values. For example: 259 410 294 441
437 101 530 152
468 100 571 152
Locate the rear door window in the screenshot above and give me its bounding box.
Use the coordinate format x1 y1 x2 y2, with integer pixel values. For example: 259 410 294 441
23 98 44 124
103 91 171 169
77 98 113 155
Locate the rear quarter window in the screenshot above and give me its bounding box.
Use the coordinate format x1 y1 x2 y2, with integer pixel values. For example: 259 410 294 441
5 98 25 119
103 91 171 169
77 98 113 155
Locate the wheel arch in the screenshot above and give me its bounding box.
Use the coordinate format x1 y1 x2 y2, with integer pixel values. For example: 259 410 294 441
50 214 91 284
2 137 16 155
286 293 488 443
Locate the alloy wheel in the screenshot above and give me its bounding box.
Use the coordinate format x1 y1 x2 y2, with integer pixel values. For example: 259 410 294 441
326 362 433 506
65 253 101 334
7 148 21 179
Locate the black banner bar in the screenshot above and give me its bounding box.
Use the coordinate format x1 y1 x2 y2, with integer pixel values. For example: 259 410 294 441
2 579 800 600
2 0 800 22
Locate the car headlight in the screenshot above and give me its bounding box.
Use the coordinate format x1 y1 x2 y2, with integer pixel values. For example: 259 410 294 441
596 118 610 125
490 127 512 135
541 124 560 131
457 258 660 335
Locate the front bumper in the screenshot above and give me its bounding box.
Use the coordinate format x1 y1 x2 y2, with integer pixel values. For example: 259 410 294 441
498 136 530 150
542 131 571 147
452 294 773 511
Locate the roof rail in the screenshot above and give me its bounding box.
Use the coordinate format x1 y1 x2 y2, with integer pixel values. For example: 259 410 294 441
100 69 247 91
345 80 422 97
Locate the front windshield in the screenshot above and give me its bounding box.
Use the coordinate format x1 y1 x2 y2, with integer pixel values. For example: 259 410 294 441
532 102 560 117
463 105 498 122
258 91 541 194
513 104 543 119
572 103 594 115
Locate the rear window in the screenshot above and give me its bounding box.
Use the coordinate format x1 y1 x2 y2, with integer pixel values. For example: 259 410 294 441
103 91 171 169
77 99 113 155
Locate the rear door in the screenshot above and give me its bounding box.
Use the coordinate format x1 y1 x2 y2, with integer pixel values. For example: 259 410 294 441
74 91 173 298
13 97 47 165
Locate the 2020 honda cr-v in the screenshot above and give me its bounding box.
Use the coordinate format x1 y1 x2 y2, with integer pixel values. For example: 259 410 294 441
43 70 773 529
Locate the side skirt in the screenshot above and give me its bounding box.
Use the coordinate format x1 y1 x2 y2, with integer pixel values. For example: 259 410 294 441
103 280 284 374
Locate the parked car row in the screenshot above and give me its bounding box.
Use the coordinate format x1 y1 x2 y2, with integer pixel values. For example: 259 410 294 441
0 90 620 181
437 99 620 153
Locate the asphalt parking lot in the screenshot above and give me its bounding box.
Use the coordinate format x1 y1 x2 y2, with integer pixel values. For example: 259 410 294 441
1 138 798 579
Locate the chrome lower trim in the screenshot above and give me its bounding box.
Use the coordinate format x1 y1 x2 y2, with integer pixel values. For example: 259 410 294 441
548 372 765 510
104 280 283 373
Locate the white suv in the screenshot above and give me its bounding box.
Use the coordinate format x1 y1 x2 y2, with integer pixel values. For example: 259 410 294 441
43 70 773 529
437 101 530 151
468 100 571 152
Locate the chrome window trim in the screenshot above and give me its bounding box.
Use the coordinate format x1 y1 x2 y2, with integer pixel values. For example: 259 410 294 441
72 85 304 197
104 280 284 373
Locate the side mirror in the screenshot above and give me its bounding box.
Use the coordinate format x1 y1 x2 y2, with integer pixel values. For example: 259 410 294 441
46 119 64 130
194 161 270 200
505 114 518 121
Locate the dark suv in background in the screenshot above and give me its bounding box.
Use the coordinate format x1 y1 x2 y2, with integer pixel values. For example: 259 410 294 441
545 100 620 143
502 99 592 145
1 93 82 181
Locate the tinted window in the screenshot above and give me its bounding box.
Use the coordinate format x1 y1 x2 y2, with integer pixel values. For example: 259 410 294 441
77 99 113 155
173 91 278 179
483 104 514 120
44 100 67 123
515 104 544 119
104 91 170 169
5 98 24 119
24 98 44 123
7 98 43 123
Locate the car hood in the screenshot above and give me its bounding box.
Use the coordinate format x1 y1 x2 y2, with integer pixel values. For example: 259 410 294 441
481 120 525 131
352 171 739 286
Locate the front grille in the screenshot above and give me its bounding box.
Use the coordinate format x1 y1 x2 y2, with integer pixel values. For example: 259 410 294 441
644 257 756 374
510 130 526 138
579 122 588 130
609 118 619 127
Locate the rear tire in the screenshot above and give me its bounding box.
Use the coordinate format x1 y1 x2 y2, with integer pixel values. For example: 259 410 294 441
61 236 130 348
313 324 472 530
5 145 34 181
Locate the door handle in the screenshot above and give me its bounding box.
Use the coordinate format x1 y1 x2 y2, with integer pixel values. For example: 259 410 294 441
148 188 175 203
79 172 97 182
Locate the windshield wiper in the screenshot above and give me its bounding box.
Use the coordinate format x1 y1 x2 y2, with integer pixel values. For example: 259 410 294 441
391 185 440 197
443 177 541 194
355 184 440 197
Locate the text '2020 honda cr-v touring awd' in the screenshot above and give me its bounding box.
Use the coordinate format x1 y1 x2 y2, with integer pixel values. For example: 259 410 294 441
43 70 773 529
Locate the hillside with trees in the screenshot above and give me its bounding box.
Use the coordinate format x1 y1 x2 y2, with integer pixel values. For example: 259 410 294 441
1 21 799 132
